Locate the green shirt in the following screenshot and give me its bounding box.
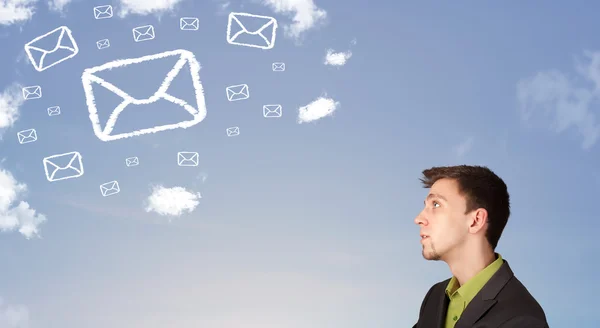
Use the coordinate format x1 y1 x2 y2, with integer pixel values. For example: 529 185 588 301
444 253 504 328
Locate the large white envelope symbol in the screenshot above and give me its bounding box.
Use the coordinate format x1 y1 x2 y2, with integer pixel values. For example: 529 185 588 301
94 5 113 19
100 181 120 197
272 62 285 71
226 12 278 50
17 129 37 144
133 25 155 42
48 106 61 116
96 39 110 49
22 86 42 100
81 49 207 142
177 151 199 166
226 84 249 101
180 17 199 30
226 126 239 136
24 26 79 72
43 151 84 182
125 157 139 166
263 104 282 118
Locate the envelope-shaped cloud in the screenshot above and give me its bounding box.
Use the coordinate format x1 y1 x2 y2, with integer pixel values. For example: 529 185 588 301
24 26 79 72
42 151 84 182
226 126 239 136
298 96 339 124
96 39 110 49
81 49 207 142
100 181 120 197
263 104 282 118
180 17 199 30
226 12 278 49
272 62 285 71
22 86 41 100
125 156 139 166
17 129 37 144
93 5 113 19
145 185 201 217
47 106 60 116
177 151 199 166
226 84 249 102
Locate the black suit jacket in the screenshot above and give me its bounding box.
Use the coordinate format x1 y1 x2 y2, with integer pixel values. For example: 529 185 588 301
412 260 549 328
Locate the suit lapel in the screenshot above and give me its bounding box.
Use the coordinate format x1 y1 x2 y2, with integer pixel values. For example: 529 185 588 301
435 288 450 328
455 260 515 328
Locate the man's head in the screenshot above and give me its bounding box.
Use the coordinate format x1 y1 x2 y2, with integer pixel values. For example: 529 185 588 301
414 165 510 262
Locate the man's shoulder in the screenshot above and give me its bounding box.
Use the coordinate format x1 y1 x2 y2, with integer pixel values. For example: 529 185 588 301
497 275 547 318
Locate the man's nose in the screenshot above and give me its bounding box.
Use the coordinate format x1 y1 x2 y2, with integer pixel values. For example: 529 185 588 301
414 211 427 225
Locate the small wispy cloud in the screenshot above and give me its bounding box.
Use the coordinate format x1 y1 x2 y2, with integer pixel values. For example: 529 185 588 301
47 0 72 13
0 297 30 328
0 82 24 138
298 96 339 124
516 50 600 150
117 0 185 17
145 185 202 217
453 137 474 157
261 0 327 41
0 168 46 239
324 49 352 66
0 0 37 25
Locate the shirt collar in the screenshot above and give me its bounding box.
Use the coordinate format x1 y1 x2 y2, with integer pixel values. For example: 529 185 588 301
445 253 504 303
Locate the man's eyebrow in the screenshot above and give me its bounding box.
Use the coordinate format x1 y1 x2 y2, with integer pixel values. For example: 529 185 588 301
424 193 447 203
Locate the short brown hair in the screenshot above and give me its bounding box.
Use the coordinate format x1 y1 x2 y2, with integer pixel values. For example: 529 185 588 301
419 165 510 250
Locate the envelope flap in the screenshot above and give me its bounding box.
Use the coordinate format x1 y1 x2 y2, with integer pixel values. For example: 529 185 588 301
230 13 275 34
26 27 65 53
45 152 80 170
84 51 186 102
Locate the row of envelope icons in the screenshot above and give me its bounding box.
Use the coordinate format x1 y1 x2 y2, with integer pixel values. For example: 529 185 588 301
92 5 199 30
17 126 244 145
25 11 278 72
21 85 281 111
41 151 207 183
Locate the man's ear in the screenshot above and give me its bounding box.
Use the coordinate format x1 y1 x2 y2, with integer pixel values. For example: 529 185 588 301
468 208 488 234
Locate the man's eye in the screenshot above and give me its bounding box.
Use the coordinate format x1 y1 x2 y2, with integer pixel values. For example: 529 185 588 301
433 201 440 208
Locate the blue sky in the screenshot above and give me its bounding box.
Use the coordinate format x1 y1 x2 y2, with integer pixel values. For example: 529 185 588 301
0 0 598 327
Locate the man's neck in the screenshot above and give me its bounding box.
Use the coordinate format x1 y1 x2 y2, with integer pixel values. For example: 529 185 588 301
446 245 497 286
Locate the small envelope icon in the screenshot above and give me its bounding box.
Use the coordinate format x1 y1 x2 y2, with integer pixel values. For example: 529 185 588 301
42 151 84 182
96 39 110 49
47 106 61 116
125 156 139 167
22 86 42 100
272 62 285 71
226 126 240 137
180 17 199 30
81 49 207 141
100 181 120 197
226 84 249 102
17 129 37 144
94 5 113 19
227 12 278 49
263 104 282 118
178 151 199 166
133 25 155 42
24 26 79 72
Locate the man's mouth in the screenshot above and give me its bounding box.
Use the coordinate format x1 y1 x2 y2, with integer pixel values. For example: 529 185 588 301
421 235 429 239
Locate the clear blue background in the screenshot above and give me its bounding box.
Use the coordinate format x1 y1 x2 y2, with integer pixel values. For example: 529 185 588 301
0 0 598 327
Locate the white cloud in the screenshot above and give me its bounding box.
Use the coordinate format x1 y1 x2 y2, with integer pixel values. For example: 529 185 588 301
324 49 352 66
0 83 23 137
0 0 36 25
297 96 339 124
517 50 600 150
47 0 72 12
0 168 46 239
454 137 474 157
261 0 327 40
117 0 185 17
0 297 30 328
145 185 201 217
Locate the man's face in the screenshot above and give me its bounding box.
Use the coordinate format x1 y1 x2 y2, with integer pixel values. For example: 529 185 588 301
414 178 470 262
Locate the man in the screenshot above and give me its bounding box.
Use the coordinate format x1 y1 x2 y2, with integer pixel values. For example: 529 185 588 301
412 165 548 328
